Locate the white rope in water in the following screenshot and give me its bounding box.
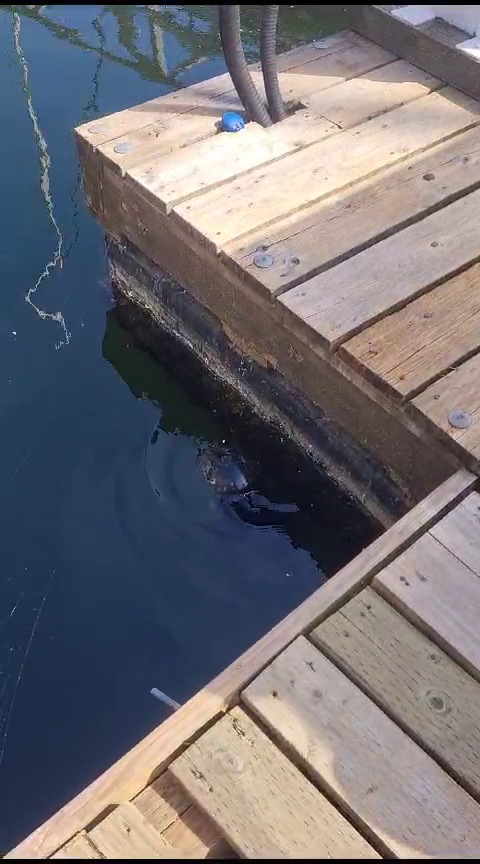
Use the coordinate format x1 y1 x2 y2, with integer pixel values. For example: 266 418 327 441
12 11 70 349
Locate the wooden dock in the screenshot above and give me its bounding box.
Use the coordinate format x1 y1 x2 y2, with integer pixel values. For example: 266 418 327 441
8 469 480 858
9 15 480 859
74 24 480 520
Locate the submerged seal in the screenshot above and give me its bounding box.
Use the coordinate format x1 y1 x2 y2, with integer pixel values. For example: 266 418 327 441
197 444 299 525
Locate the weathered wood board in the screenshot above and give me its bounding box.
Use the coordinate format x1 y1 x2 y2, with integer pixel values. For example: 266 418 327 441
311 587 480 797
88 803 182 858
226 124 480 297
412 352 480 463
351 5 480 104
172 88 480 253
429 490 480 575
341 262 480 399
243 636 480 857
170 707 379 859
280 186 480 350
374 530 480 679
128 59 440 215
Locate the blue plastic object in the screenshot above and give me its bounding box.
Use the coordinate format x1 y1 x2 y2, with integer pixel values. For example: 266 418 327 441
221 111 245 133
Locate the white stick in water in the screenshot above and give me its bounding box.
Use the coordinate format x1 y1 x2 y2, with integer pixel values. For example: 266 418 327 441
150 687 181 711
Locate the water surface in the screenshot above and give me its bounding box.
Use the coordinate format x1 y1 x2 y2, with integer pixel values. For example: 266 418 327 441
0 4 374 851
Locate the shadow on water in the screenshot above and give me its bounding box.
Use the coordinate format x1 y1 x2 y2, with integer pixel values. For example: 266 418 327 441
0 3 369 852
103 299 378 574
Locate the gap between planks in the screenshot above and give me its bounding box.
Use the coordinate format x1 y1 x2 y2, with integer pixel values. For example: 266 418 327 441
171 87 480 255
312 586 480 800
374 492 480 682
94 33 394 177
77 32 369 148
411 351 480 465
7 469 474 860
242 636 480 858
226 123 480 299
169 706 380 859
280 185 480 351
341 260 480 402
127 59 442 216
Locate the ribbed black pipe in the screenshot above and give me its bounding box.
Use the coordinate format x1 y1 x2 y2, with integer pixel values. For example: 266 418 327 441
218 5 271 127
261 5 286 122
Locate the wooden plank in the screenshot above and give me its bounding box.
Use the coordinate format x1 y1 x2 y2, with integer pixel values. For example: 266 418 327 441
304 54 439 124
133 772 228 858
162 805 230 859
227 124 480 297
8 469 474 860
96 88 243 176
412 351 480 463
133 772 191 833
351 5 480 104
281 186 480 350
374 532 480 680
75 31 356 148
341 261 480 399
258 37 394 106
96 35 393 177
51 833 101 859
129 60 441 215
99 164 459 513
88 803 182 859
311 587 480 798
172 87 480 252
243 636 480 858
430 491 480 576
170 707 378 859
75 74 239 150
127 110 337 214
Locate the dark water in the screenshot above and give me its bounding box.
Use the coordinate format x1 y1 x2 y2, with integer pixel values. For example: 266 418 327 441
0 4 374 851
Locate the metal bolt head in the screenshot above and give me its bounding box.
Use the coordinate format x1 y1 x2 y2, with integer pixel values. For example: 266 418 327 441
448 410 472 429
283 254 300 268
253 252 274 269
113 141 134 154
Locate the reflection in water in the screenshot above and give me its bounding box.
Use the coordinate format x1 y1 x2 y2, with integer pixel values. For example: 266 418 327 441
0 4 357 852
12 11 69 346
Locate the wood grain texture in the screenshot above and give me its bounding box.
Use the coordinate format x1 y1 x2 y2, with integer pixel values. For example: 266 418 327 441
133 772 191 833
97 89 243 176
8 470 473 860
127 110 336 214
170 707 378 859
99 166 458 514
251 36 393 109
341 261 480 399
430 491 480 576
281 186 480 349
172 87 480 252
311 587 480 797
75 31 357 148
128 59 440 215
304 55 440 124
133 772 228 858
412 352 480 463
227 123 480 296
88 803 182 859
162 805 230 859
243 636 480 858
374 532 480 680
351 5 480 104
96 34 393 177
51 833 102 859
